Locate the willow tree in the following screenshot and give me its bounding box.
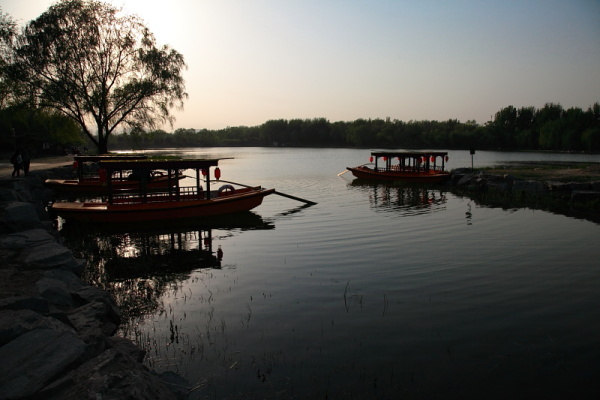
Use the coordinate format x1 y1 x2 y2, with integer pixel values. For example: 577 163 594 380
6 0 187 153
0 8 18 108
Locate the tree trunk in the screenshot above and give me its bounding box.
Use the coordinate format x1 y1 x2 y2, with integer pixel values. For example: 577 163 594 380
97 124 109 154
98 139 109 154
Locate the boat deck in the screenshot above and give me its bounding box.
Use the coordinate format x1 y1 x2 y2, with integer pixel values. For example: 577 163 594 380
107 186 256 205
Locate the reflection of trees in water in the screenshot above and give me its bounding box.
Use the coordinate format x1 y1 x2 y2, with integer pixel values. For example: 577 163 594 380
62 228 219 324
350 181 447 216
59 214 274 326
102 229 221 277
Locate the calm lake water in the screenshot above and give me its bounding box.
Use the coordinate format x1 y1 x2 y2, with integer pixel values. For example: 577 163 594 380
60 148 600 399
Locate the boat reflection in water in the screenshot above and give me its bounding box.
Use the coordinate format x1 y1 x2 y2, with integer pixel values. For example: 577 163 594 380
58 212 274 323
348 180 447 216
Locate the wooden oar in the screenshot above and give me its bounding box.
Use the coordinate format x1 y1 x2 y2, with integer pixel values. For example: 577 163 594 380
272 190 317 205
217 179 317 206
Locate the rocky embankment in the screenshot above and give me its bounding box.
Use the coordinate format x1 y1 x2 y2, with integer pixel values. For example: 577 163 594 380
0 165 190 400
449 167 600 201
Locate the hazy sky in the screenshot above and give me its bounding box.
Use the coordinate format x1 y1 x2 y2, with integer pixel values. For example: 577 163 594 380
2 0 599 130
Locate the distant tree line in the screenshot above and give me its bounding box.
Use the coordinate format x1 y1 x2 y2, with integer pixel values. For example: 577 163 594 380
111 102 600 152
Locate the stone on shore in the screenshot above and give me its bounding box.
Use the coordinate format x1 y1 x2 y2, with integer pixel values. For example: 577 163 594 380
1 202 40 233
0 328 88 399
26 240 84 271
38 347 187 400
0 228 85 273
571 190 600 202
0 296 49 315
0 309 74 347
0 168 191 400
0 228 58 248
512 180 546 193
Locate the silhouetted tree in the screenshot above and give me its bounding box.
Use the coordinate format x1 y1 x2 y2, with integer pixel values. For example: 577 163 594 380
5 0 187 154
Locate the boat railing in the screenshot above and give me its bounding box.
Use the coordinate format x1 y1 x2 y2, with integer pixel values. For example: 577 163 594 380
385 165 445 173
80 171 129 182
80 174 102 182
111 186 204 205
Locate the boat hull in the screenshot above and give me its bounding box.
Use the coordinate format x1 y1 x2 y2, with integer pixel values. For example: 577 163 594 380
346 166 450 183
44 175 181 194
51 188 275 224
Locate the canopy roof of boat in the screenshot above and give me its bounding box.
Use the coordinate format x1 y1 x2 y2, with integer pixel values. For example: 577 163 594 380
98 158 231 172
371 151 448 158
74 154 147 162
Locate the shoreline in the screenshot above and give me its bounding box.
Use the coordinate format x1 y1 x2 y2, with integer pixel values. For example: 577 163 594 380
0 166 190 399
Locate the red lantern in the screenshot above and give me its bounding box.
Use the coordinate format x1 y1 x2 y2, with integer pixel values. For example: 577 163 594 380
421 156 426 163
383 157 387 161
98 168 107 182
72 161 78 169
445 155 449 162
430 156 435 163
215 167 221 180
201 168 207 176
369 156 373 163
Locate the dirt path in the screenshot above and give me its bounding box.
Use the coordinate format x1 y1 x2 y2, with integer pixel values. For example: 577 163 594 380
0 155 73 179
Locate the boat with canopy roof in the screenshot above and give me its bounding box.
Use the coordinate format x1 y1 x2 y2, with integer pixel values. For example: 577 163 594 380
44 155 184 194
50 158 275 224
345 151 450 183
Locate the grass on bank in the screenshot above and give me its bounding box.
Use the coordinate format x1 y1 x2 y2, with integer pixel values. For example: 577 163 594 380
476 161 600 183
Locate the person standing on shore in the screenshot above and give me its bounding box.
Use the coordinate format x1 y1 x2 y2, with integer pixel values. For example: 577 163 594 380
22 148 31 175
10 149 23 177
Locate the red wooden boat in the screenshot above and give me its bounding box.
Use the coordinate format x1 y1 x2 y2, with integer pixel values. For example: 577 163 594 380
346 151 450 183
44 155 183 193
50 158 275 224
